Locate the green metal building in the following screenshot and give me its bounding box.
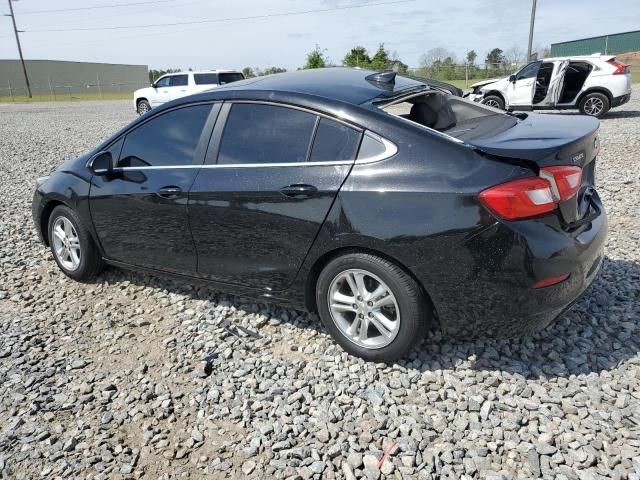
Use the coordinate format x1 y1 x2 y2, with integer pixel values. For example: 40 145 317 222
550 30 640 57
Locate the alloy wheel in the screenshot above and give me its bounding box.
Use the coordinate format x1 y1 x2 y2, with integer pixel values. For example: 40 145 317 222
484 99 500 108
327 268 400 349
583 97 604 116
138 102 150 114
52 217 81 271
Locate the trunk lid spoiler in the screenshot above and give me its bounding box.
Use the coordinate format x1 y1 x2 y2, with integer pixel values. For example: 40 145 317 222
468 113 600 225
467 113 599 166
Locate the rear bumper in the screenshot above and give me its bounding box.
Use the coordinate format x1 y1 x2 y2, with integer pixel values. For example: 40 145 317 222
424 195 608 338
611 93 631 108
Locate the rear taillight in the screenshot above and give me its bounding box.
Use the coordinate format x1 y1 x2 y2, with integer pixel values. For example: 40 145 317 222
608 60 629 75
479 177 556 220
479 166 583 220
540 165 582 201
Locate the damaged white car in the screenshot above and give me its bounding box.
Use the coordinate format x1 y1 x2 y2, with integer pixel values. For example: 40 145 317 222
466 55 632 117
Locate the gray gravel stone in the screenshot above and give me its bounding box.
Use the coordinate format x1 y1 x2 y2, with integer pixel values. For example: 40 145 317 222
0 90 639 478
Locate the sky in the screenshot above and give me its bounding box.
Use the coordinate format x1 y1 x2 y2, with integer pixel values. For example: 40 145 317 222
1 0 639 70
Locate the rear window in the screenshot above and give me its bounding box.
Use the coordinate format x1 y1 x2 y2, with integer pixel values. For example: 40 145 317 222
194 73 218 85
218 73 244 85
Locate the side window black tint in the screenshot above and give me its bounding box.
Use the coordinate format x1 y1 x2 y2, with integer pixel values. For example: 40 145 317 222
356 133 385 160
106 137 124 161
170 75 188 87
155 77 170 87
218 104 316 165
194 73 218 85
218 73 244 84
310 118 361 162
119 105 211 167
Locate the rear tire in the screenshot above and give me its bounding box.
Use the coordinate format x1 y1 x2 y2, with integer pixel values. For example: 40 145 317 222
578 92 609 118
482 95 505 110
137 99 151 115
48 205 104 281
316 253 430 363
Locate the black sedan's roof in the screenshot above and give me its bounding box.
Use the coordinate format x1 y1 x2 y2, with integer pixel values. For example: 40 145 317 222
207 67 428 105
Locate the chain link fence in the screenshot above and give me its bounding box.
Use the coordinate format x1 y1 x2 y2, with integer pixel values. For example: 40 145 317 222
406 62 525 89
0 78 150 102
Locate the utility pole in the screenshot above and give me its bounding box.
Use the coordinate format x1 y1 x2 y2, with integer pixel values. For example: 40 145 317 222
6 0 32 98
526 0 537 62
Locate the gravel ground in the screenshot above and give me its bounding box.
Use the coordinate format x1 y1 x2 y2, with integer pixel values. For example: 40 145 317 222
1 91 639 480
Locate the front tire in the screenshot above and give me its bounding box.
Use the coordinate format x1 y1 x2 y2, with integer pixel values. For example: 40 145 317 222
137 99 151 115
482 95 505 110
48 205 104 281
578 92 609 118
316 253 430 362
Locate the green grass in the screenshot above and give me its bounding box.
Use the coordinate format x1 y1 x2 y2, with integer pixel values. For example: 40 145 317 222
0 91 132 103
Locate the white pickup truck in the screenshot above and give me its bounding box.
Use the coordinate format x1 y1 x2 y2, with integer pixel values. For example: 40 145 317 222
133 70 244 114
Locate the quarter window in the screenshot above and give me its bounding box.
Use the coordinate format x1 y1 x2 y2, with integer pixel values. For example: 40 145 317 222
217 104 316 165
119 105 211 167
170 75 188 87
357 133 386 160
310 118 361 162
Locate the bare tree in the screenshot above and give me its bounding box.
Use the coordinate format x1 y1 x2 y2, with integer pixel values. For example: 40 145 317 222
419 47 454 68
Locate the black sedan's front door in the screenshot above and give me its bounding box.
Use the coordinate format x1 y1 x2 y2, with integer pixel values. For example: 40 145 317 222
188 102 362 291
89 103 216 273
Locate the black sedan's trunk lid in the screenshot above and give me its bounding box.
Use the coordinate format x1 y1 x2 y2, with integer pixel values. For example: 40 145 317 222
468 113 600 225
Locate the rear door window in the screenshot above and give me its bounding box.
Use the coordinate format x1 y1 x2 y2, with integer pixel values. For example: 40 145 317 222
119 105 212 167
194 73 219 85
310 118 361 162
169 75 188 87
217 104 316 165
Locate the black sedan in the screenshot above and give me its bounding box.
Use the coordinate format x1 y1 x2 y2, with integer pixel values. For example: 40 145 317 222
32 68 607 362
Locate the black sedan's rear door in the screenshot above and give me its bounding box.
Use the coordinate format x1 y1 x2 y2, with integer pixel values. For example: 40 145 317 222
188 102 362 291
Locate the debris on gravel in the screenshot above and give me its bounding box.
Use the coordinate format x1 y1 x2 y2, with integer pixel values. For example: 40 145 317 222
1 92 639 479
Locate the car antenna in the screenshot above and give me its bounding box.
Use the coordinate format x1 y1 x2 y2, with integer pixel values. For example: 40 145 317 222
365 70 396 85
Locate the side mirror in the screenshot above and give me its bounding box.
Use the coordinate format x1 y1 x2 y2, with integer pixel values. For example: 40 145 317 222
509 74 516 83
89 151 113 175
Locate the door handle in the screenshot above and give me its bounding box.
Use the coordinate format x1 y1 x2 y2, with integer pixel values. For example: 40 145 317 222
157 186 182 198
279 184 318 198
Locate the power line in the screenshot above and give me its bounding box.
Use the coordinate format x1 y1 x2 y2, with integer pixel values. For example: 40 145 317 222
26 0 416 33
15 0 181 15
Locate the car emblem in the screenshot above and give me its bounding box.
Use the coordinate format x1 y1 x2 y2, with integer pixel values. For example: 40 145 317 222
570 152 585 164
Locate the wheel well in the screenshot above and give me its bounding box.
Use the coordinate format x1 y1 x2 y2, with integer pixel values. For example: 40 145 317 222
304 246 437 319
39 200 64 246
483 91 505 102
136 97 148 106
577 87 613 105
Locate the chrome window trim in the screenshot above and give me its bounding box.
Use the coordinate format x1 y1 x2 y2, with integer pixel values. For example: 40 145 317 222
229 99 363 131
105 134 396 171
87 101 398 172
358 132 398 163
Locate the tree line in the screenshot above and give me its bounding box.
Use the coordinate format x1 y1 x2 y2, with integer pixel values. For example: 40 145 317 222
148 43 550 85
